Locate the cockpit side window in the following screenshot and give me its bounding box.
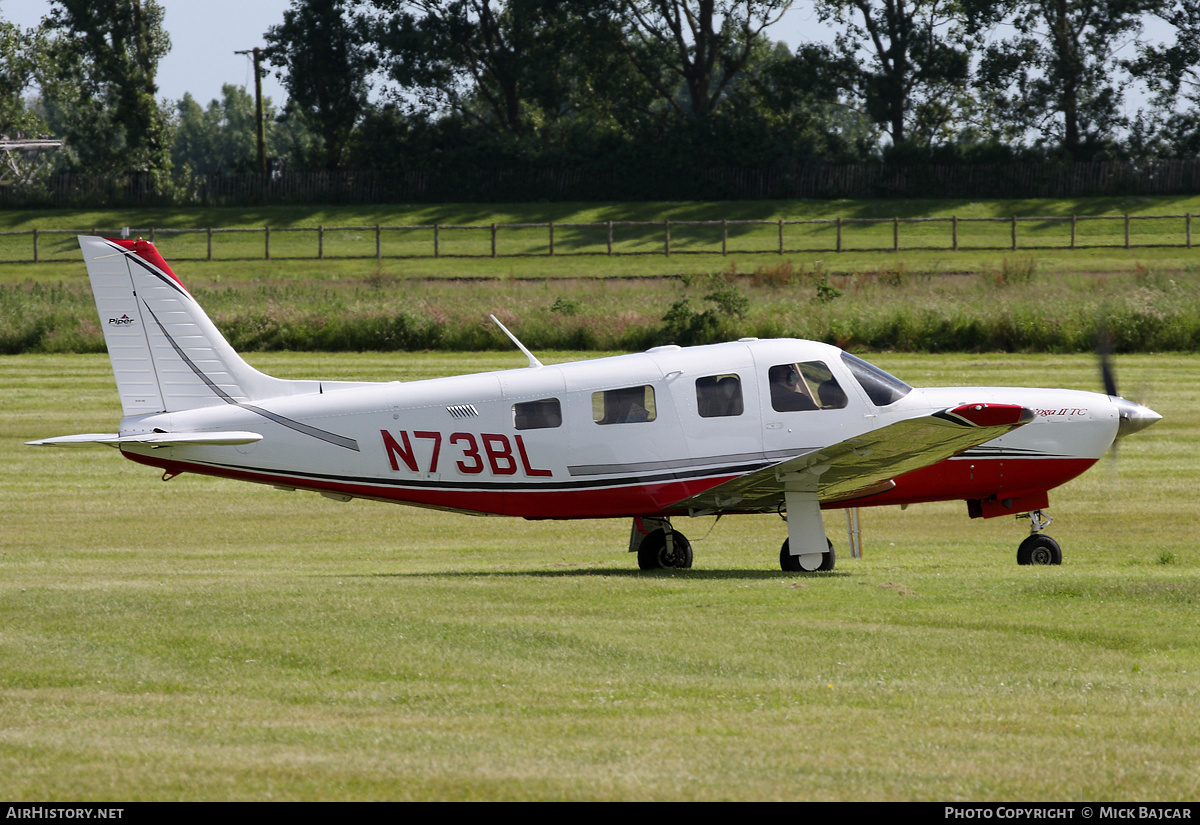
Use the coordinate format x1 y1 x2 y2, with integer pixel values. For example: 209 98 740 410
696 374 744 418
840 352 912 407
769 361 848 412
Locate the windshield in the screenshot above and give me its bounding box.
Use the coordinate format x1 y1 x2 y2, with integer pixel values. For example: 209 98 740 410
841 352 912 407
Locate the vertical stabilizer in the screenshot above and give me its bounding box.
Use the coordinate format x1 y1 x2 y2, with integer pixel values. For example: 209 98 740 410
80 235 303 415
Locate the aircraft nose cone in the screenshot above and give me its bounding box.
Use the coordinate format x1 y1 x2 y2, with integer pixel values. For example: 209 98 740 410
1115 397 1162 437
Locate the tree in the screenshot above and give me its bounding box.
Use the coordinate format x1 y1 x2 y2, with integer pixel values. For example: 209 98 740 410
263 0 375 170
41 0 173 175
367 0 615 135
1128 0 1200 156
172 85 281 175
971 0 1156 158
815 0 975 151
0 18 50 137
603 0 794 119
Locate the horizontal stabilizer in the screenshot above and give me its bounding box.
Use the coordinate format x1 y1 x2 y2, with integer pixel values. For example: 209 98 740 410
27 431 263 448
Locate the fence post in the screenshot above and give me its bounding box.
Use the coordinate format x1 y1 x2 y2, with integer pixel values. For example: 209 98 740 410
265 226 270 260
607 221 613 255
376 225 381 259
1124 214 1130 249
32 228 38 263
207 227 213 260
1188 214 1193 249
434 224 440 258
491 223 497 258
664 220 671 256
893 217 899 251
836 217 842 253
722 219 727 256
778 219 784 254
952 216 958 251
1011 216 1017 250
549 221 555 256
318 225 324 260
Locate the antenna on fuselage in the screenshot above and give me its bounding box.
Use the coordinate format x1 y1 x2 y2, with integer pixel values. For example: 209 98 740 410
490 314 543 369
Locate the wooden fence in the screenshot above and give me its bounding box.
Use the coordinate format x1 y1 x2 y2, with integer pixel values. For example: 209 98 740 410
3 213 1196 264
5 213 1198 265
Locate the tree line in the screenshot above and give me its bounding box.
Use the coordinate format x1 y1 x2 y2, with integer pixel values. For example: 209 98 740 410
4 0 1200 200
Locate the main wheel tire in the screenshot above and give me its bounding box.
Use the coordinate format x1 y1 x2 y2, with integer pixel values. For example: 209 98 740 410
1017 534 1062 565
780 538 836 572
637 528 693 570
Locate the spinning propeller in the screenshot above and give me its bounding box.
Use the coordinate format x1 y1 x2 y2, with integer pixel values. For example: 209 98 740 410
1096 327 1160 467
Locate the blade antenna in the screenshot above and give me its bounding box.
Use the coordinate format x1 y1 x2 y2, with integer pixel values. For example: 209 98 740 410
490 314 543 369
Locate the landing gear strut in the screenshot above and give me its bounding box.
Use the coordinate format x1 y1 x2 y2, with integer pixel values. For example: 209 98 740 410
1016 509 1062 565
779 489 836 571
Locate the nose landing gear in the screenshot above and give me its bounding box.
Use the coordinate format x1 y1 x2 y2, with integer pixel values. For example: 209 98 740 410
1016 510 1062 565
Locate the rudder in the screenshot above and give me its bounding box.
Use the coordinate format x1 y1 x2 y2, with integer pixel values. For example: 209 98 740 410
80 235 305 415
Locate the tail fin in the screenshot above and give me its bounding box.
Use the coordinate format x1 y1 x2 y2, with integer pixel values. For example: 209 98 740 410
80 235 310 415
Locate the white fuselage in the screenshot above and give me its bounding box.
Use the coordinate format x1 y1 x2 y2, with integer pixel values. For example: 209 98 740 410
115 339 1121 521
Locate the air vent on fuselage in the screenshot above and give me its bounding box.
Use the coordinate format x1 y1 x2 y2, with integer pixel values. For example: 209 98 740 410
447 404 480 419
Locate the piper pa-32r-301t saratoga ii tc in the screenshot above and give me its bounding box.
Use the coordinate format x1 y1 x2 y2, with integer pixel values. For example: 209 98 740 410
28 236 1162 571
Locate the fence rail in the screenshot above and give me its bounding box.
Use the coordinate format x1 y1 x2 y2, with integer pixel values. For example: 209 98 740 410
2 213 1195 264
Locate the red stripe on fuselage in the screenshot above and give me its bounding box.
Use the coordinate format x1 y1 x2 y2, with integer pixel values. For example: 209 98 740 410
121 451 1097 519
120 450 739 518
836 455 1097 509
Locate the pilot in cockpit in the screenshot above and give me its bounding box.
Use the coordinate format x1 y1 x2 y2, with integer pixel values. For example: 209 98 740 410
769 364 818 411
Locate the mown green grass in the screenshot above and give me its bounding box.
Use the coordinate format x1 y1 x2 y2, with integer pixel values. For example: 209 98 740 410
3 198 1200 277
1 351 1196 800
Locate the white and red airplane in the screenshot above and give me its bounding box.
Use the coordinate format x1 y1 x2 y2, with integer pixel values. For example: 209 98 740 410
28 236 1162 571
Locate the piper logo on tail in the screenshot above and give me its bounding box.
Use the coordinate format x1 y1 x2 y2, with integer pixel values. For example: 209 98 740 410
108 314 135 326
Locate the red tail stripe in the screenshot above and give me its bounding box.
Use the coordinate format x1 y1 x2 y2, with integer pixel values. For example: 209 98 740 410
106 238 190 296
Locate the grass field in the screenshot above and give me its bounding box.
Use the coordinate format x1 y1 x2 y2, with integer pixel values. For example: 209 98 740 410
3 198 1200 279
2 350 1197 800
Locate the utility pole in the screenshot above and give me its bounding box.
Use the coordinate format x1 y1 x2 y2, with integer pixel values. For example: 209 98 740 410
235 48 267 175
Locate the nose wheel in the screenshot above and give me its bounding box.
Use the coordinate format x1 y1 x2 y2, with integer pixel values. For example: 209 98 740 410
1016 510 1062 565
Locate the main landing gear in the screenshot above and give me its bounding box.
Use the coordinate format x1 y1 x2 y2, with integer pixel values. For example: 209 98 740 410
1016 509 1062 565
631 490 839 572
630 516 693 570
780 537 836 572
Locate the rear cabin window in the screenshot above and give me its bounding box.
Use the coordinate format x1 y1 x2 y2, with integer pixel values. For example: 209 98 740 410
695 374 744 418
768 361 848 412
513 398 562 430
593 385 657 424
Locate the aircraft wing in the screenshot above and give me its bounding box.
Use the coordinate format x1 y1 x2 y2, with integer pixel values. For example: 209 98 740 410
26 431 263 448
676 403 1034 513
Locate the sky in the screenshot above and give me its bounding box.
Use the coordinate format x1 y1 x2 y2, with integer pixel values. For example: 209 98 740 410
2 0 296 107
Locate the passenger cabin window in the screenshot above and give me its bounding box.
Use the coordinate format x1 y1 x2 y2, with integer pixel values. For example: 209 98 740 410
513 398 562 430
768 361 848 412
593 385 656 424
696 374 743 418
